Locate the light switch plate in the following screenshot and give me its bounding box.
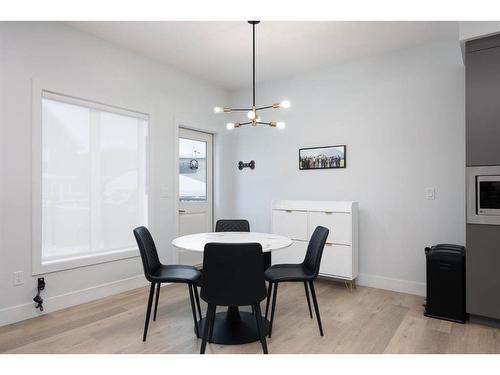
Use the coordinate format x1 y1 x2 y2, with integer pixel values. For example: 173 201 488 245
426 188 436 200
13 271 24 286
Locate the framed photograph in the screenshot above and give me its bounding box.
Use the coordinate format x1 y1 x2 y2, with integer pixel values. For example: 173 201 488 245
299 145 346 170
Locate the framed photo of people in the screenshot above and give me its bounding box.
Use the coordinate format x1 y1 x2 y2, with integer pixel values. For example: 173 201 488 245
299 145 346 170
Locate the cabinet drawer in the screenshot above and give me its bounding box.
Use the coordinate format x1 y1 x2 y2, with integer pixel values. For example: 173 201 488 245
320 244 353 279
309 211 351 245
272 210 308 241
271 241 306 265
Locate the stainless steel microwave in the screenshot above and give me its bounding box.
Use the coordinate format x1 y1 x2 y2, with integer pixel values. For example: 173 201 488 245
467 166 500 225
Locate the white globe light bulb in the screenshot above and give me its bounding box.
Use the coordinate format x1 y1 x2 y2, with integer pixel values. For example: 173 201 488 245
226 122 235 130
277 122 286 129
213 106 223 113
279 100 291 109
247 110 255 120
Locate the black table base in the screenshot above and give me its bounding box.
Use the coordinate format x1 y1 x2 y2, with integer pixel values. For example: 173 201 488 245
197 306 270 345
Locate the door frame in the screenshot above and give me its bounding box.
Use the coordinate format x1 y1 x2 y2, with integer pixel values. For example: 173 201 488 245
173 119 215 262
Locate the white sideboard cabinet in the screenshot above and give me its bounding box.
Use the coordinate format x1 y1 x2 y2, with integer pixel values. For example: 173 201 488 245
271 200 359 281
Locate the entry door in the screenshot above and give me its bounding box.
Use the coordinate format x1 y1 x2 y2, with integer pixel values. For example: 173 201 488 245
178 128 213 266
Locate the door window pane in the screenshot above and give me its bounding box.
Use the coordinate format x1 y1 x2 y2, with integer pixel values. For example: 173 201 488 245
179 137 207 201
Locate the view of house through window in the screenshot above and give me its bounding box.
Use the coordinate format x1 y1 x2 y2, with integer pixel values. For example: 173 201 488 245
41 93 148 265
178 137 207 201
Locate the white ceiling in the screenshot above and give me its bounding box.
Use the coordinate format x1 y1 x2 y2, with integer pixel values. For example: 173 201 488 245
67 21 457 90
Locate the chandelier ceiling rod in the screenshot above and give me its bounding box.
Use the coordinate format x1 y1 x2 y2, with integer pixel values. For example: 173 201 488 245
252 20 256 107
213 20 290 130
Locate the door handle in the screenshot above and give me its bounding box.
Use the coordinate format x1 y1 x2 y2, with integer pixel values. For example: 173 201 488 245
178 210 186 213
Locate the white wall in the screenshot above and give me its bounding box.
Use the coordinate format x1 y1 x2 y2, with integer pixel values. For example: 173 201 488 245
229 38 465 295
0 22 467 326
0 22 234 325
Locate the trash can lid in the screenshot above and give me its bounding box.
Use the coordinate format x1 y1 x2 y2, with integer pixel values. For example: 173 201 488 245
433 244 465 250
427 244 465 256
430 248 465 255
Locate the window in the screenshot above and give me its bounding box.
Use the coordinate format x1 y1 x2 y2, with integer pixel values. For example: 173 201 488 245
37 91 148 272
179 137 207 201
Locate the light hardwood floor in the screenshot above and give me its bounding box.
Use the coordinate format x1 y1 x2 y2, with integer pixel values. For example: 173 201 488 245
1 279 499 354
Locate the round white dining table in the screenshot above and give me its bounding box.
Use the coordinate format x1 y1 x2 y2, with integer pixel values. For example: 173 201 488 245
172 231 292 253
171 232 292 345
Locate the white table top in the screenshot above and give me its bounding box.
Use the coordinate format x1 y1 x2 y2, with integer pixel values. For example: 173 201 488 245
172 232 293 253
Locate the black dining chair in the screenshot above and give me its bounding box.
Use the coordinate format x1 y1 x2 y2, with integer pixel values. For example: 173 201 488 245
213 219 257 314
200 242 268 354
215 218 272 271
264 226 329 338
133 226 202 341
215 219 250 232
196 220 250 281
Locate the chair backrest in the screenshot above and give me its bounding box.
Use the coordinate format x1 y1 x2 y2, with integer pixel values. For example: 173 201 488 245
133 226 161 281
302 226 329 277
201 242 267 306
215 219 250 232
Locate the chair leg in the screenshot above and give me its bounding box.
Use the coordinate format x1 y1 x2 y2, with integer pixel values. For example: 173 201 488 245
201 304 215 354
153 282 161 321
268 282 279 338
265 282 273 319
254 304 268 354
208 305 216 343
143 282 155 341
309 280 324 336
193 283 202 319
304 281 313 319
188 284 200 338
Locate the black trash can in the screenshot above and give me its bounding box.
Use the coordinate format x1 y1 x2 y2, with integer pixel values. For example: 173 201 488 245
424 244 466 323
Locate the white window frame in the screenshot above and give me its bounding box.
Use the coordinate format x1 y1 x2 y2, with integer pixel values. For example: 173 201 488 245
31 79 151 275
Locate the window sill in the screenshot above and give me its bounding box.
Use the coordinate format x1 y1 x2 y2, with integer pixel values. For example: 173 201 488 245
32 247 140 275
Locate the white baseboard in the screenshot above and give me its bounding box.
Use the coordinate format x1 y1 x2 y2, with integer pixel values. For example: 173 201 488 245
0 272 425 327
356 273 426 296
0 275 149 327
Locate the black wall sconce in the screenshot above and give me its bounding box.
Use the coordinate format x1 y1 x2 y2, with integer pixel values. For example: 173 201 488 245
238 160 255 170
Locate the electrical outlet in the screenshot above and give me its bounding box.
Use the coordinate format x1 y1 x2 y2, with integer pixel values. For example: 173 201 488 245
13 271 24 286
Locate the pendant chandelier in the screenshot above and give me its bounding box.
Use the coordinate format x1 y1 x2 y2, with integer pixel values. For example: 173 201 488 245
213 21 290 130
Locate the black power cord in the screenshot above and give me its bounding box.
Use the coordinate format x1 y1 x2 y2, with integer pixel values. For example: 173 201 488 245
33 277 45 311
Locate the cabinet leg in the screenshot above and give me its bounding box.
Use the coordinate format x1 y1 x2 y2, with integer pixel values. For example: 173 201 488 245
344 281 354 293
